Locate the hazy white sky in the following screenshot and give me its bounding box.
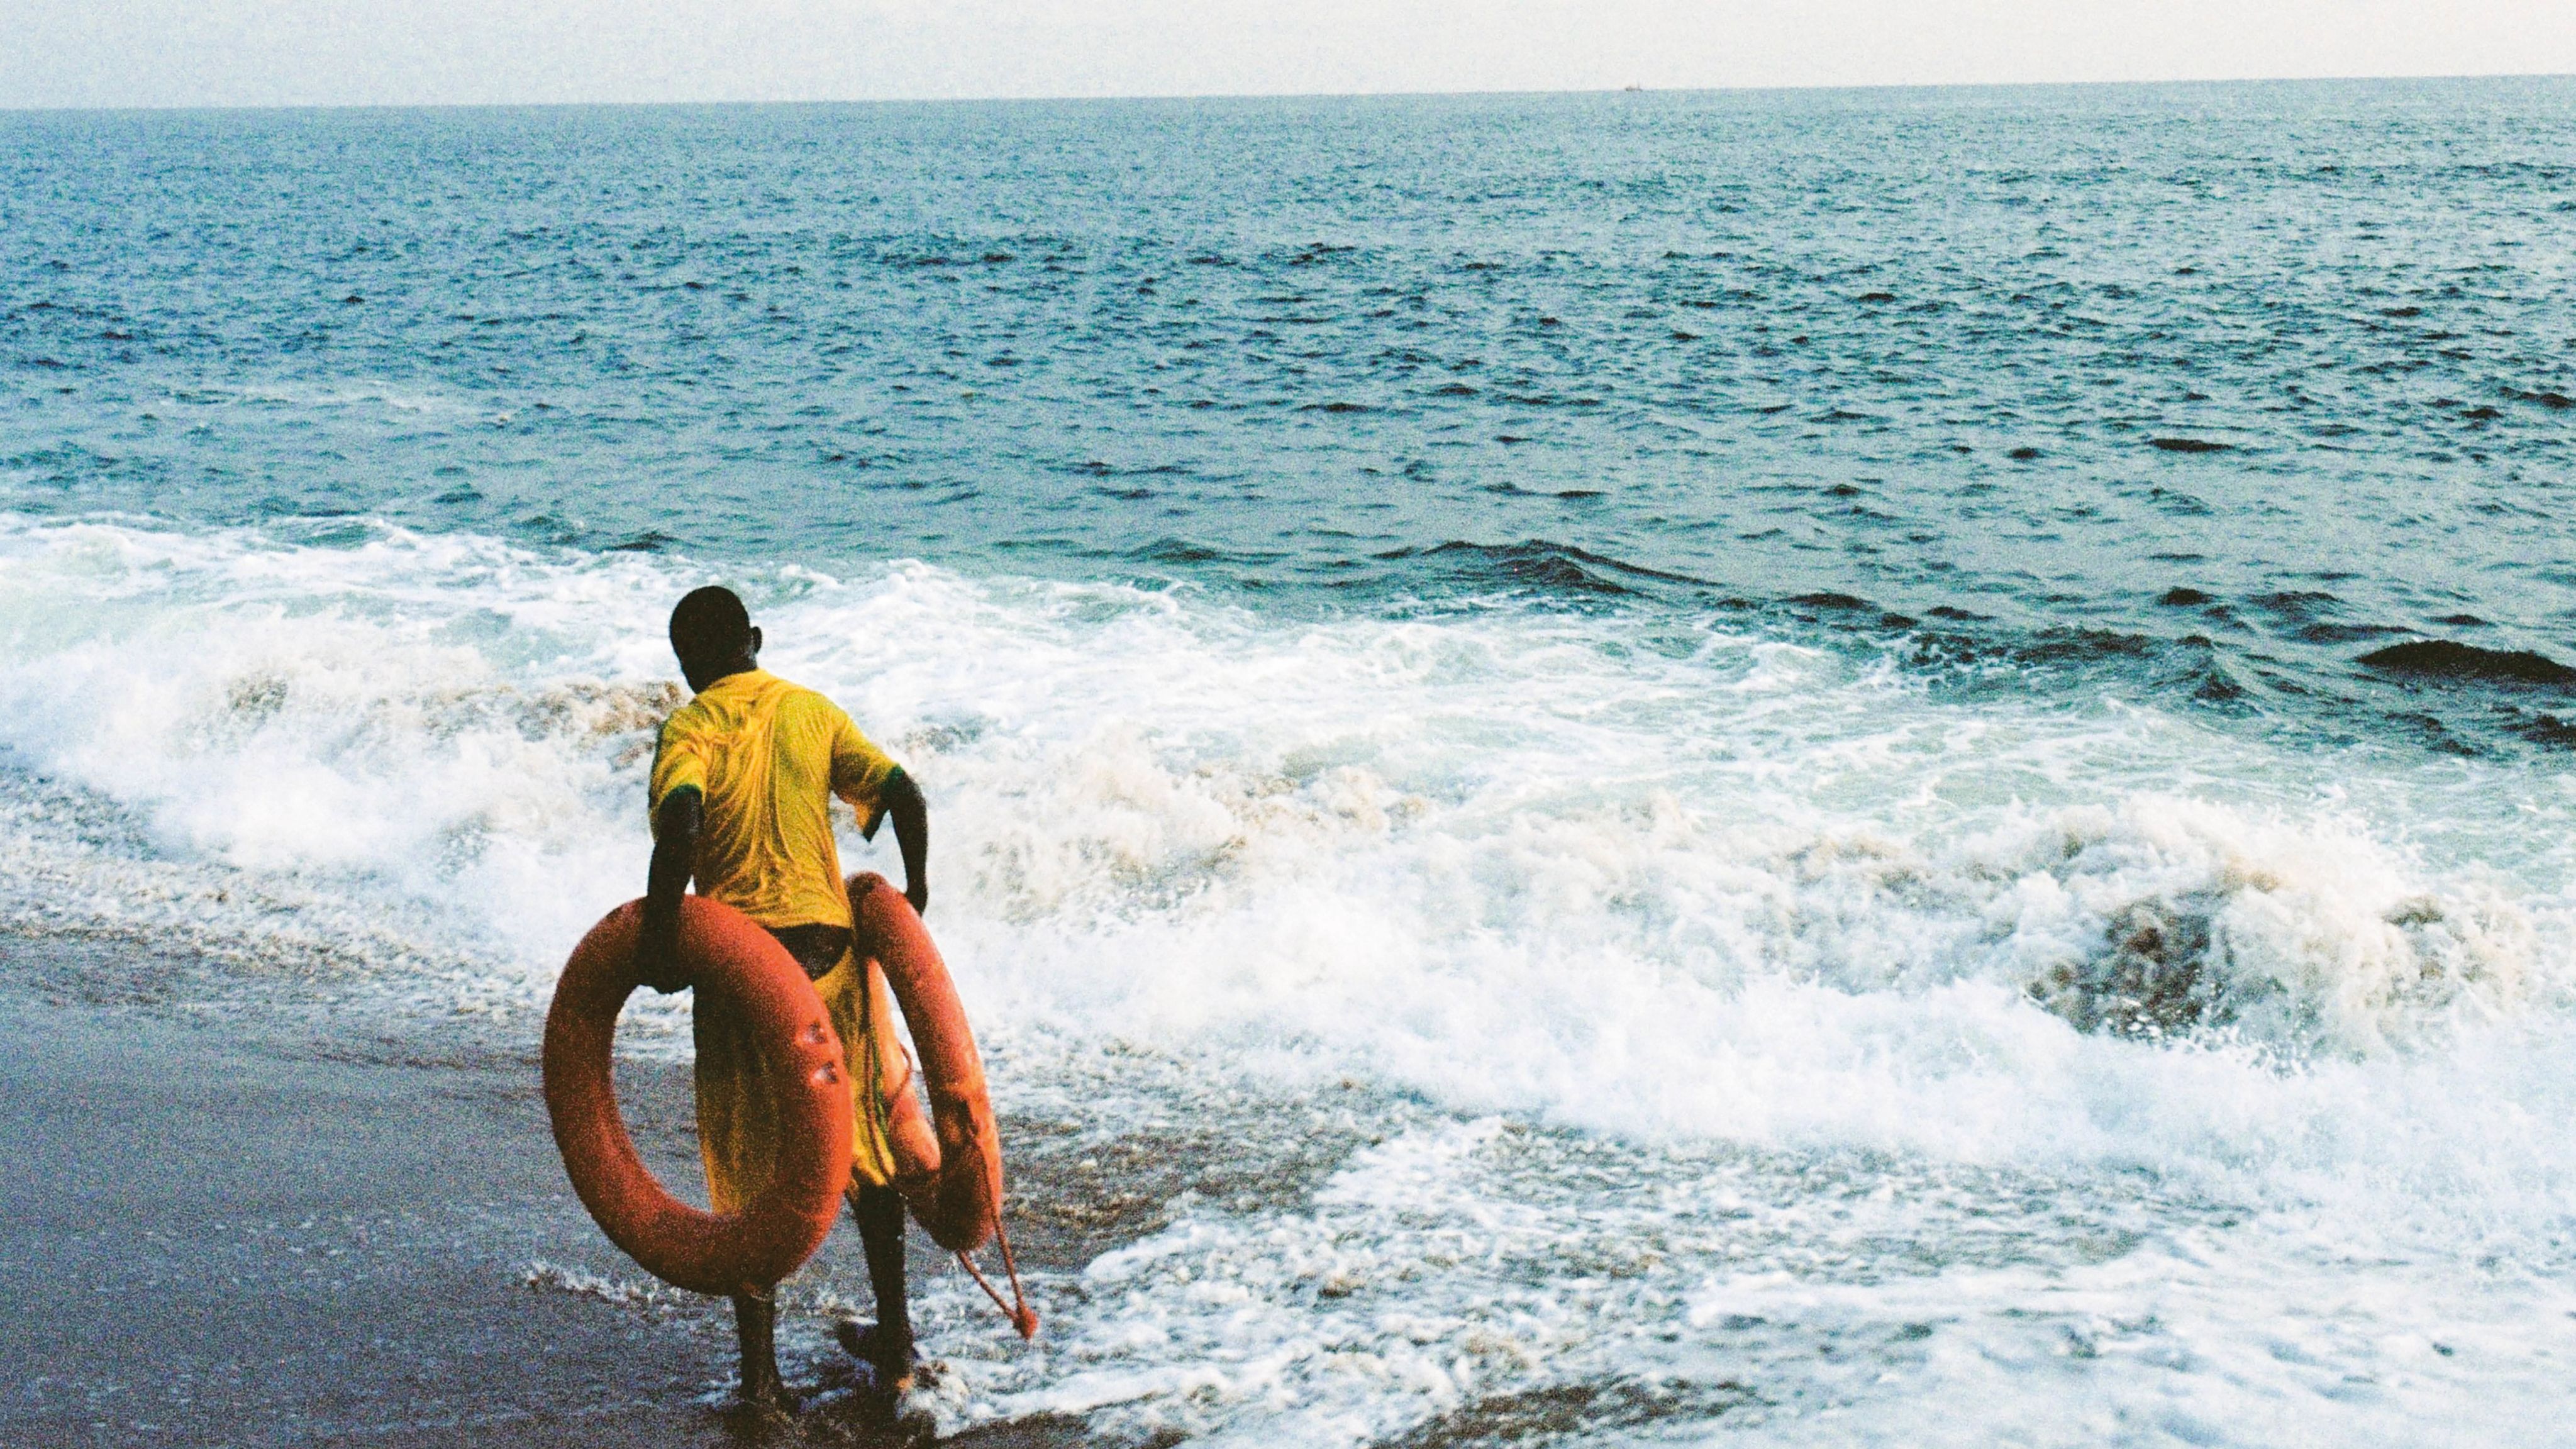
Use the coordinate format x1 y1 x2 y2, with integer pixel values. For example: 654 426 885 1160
4 1 2573 109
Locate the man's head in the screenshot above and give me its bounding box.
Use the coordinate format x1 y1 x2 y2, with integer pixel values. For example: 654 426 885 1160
669 586 762 691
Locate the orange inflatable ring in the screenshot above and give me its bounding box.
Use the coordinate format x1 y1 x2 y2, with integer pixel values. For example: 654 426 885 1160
543 895 854 1297
850 872 1006 1255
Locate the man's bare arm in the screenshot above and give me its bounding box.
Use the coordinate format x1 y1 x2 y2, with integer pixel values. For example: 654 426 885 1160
882 768 930 918
637 786 701 992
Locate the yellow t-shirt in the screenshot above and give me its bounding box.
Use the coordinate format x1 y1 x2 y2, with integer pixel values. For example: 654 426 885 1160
648 669 900 931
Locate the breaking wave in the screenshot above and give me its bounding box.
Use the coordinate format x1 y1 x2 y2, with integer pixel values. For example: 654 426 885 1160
12 511 2576 1443
4 510 2570 1081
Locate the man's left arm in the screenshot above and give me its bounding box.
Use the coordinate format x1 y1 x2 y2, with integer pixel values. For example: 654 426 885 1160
880 767 930 918
833 708 930 918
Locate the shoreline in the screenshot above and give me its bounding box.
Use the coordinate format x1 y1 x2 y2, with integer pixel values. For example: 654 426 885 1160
0 935 1124 1449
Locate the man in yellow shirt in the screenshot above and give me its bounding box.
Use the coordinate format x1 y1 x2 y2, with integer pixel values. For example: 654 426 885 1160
633 585 930 1413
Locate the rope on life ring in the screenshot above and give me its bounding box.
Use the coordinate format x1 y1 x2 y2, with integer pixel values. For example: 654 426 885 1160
850 873 1038 1339
543 896 854 1297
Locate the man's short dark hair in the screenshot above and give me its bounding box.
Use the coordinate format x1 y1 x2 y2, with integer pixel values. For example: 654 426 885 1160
669 586 752 663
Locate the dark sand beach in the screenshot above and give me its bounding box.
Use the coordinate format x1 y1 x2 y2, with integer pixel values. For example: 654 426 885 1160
0 936 1114 1449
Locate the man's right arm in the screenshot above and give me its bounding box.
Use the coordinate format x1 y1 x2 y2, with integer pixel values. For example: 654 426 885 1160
636 785 701 993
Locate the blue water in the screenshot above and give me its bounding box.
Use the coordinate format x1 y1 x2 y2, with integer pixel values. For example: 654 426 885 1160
9 80 2576 753
9 80 2576 1446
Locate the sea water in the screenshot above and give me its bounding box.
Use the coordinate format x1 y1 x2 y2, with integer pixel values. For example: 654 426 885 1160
4 80 2576 1443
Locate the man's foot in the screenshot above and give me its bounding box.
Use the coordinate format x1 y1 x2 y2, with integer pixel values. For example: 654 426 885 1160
888 1382 940 1443
738 1372 802 1416
718 1380 800 1440
835 1319 922 1395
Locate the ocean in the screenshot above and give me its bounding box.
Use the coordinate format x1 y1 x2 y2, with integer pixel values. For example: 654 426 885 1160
5 77 2575 1443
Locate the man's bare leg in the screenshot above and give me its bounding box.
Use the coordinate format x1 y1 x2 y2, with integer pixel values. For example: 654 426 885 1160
838 1184 916 1396
733 1287 793 1409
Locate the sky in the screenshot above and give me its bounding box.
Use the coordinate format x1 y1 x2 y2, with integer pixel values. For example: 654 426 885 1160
2 0 2573 109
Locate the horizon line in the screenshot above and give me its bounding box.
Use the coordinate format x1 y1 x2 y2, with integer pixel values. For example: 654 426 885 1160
6 68 2572 118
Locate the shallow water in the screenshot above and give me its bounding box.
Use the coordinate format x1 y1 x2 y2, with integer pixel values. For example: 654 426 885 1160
6 80 2576 1445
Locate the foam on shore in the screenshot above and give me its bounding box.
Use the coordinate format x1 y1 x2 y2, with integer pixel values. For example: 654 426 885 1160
6 512 2576 1445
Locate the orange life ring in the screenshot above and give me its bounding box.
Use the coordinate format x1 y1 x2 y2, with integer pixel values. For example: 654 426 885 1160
543 896 854 1297
850 872 1005 1255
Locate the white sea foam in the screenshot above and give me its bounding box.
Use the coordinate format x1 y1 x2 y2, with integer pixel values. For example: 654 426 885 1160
899 1111 2576 1449
8 513 2576 1443
215 379 498 421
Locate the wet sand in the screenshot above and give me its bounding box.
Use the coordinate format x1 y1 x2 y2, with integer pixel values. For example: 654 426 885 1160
0 935 1096 1449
